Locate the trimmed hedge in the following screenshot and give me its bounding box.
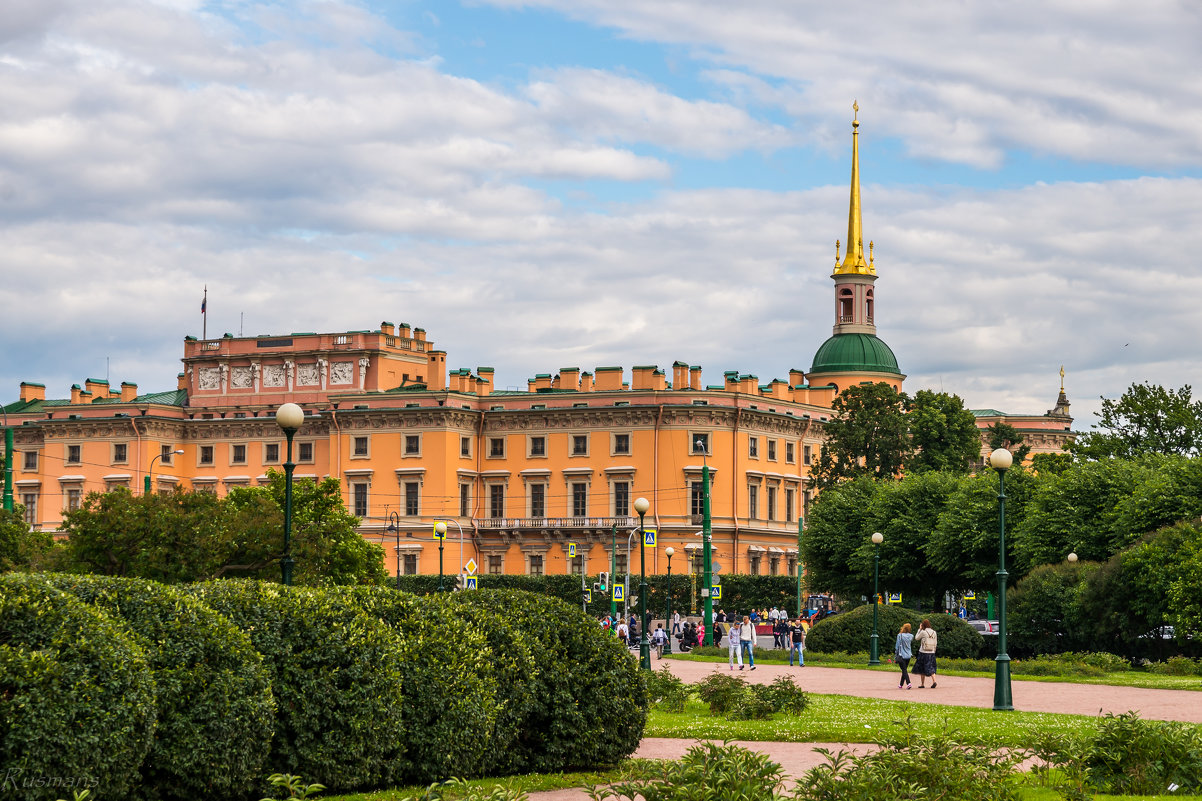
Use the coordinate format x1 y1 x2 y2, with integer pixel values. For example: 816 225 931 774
806 604 984 659
185 580 406 793
454 589 647 773
332 587 501 784
0 573 157 801
37 574 275 800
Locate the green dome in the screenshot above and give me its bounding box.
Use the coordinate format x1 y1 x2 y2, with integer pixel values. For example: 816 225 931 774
810 334 900 375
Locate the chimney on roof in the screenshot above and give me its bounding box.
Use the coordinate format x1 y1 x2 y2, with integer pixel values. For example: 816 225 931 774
84 378 108 398
121 382 138 402
476 368 493 396
672 361 688 390
381 321 395 336
426 351 447 391
70 384 82 404
19 382 46 402
580 372 594 392
690 366 702 390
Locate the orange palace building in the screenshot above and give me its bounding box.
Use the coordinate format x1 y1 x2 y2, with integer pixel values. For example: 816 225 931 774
1 116 1073 581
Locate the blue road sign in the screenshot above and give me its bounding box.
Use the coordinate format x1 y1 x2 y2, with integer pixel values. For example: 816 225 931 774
465 576 478 590
711 585 722 600
643 528 657 547
612 585 624 602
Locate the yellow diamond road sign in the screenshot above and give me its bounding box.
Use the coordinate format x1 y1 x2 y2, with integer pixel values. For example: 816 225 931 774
465 559 477 575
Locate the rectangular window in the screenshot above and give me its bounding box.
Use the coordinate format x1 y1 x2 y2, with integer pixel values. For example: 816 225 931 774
528 554 544 576
767 486 777 521
23 451 37 471
113 443 128 464
460 436 471 457
160 444 174 466
571 434 588 455
529 436 546 457
615 552 628 574
748 484 759 519
769 556 780 576
489 484 505 518
749 555 762 576
612 433 630 455
298 442 314 462
691 433 709 455
404 435 420 455
405 482 420 516
459 483 471 517
748 436 759 459
785 488 796 523
572 482 587 517
613 481 630 517
803 445 812 466
353 483 368 517
767 440 777 461
488 555 502 574
353 436 369 456
66 488 82 512
66 444 81 465
530 484 545 518
231 444 247 464
262 443 278 464
199 445 214 465
403 554 418 575
690 481 704 518
489 437 505 458
570 555 584 575
21 493 37 524
786 442 795 464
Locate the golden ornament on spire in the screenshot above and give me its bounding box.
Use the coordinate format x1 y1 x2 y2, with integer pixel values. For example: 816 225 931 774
835 102 875 276
1060 365 1065 392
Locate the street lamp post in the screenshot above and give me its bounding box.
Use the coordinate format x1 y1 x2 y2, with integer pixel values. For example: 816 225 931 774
387 511 401 590
696 439 714 647
989 447 1014 711
634 496 652 671
275 403 305 586
869 531 883 665
664 546 674 656
2 408 13 512
434 521 448 591
145 449 184 496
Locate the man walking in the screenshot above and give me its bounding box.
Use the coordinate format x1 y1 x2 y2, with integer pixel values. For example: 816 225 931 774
789 618 806 666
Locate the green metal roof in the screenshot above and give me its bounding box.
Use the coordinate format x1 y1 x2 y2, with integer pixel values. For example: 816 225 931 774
809 333 900 375
970 408 1007 417
134 389 188 406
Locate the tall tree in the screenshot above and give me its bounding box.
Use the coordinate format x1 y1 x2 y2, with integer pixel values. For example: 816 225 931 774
907 390 982 474
1073 382 1202 460
986 422 1031 464
0 506 56 572
811 382 911 490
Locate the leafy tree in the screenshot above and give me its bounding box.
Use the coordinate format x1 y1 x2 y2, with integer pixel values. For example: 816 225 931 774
812 383 911 490
907 390 983 474
1031 452 1073 475
986 422 1031 464
800 476 880 599
869 471 962 608
1073 382 1202 460
61 473 385 585
1168 527 1202 639
0 506 56 572
1007 561 1095 656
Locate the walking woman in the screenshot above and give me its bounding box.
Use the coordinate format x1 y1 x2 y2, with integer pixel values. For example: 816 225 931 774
739 615 756 670
727 619 743 670
894 622 914 689
913 619 938 688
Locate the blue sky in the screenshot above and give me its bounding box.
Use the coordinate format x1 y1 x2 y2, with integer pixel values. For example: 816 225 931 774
1 0 1201 425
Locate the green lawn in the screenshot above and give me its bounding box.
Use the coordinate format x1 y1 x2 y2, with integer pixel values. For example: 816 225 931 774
321 762 661 801
646 695 1100 747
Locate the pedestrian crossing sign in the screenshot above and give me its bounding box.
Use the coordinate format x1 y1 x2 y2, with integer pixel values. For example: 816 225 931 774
711 584 722 600
465 576 477 590
583 589 592 603
612 585 624 602
889 593 902 604
963 591 975 600
569 542 577 558
643 528 657 547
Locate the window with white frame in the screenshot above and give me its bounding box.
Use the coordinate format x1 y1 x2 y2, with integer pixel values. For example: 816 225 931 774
691 433 709 455
748 484 759 519
785 487 795 522
21 493 37 524
488 437 505 458
571 434 589 456
199 445 214 465
528 553 544 576
66 444 81 465
352 483 368 517
264 443 280 464
767 485 777 521
767 439 777 461
612 433 631 455
529 483 546 517
529 436 546 457
23 451 37 471
65 488 82 512
404 482 420 516
231 444 247 465
160 444 175 466
403 554 418 574
403 434 420 456
748 436 759 459
297 442 314 462
571 482 588 516
785 442 795 464
352 436 369 457
460 436 471 458
459 483 471 517
113 443 128 464
488 555 503 574
803 445 812 465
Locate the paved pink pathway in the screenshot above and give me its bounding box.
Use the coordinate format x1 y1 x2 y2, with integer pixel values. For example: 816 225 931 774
526 658 1202 801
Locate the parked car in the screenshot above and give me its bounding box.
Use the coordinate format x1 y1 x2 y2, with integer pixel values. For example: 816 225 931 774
970 620 1000 636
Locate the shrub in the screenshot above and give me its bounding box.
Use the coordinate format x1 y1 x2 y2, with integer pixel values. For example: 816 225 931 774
0 573 157 801
185 580 406 793
333 587 500 784
764 675 809 715
725 691 776 721
1147 655 1202 676
1085 712 1202 795
37 574 275 800
694 672 748 716
592 741 784 801
454 589 647 774
796 717 1025 801
806 605 983 659
645 665 690 713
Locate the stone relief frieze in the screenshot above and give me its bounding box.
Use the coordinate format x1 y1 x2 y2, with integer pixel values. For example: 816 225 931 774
231 366 254 389
297 363 319 386
262 364 286 388
330 361 353 385
198 367 220 391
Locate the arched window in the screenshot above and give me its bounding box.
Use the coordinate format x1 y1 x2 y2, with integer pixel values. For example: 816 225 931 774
838 288 854 323
865 289 874 323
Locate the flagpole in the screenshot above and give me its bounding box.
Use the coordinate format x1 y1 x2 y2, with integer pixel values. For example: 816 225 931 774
202 286 208 340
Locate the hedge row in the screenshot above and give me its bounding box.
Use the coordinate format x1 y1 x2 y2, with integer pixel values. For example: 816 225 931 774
806 604 985 659
0 575 647 801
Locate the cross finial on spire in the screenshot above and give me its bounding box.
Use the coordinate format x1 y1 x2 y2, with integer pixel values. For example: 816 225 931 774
853 100 859 121
1060 365 1065 392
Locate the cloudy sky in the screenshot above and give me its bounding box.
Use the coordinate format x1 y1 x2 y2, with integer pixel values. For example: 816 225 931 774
3 0 1200 427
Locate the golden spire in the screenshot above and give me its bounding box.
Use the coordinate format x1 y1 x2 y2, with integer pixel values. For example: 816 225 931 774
1060 365 1065 392
835 101 875 276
